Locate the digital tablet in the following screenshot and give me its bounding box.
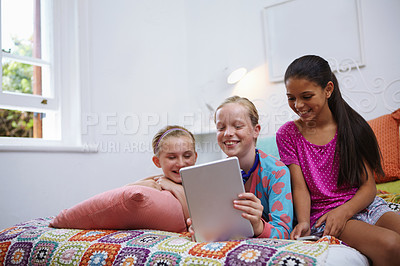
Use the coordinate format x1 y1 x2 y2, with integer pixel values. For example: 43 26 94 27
180 156 254 242
297 235 320 241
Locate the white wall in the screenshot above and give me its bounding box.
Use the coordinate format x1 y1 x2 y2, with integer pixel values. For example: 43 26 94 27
1 0 399 229
185 0 400 135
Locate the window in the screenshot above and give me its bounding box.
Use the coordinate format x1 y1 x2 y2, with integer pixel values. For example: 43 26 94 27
0 0 82 150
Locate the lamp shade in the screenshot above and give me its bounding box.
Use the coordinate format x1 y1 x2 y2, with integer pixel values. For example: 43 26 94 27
227 67 247 84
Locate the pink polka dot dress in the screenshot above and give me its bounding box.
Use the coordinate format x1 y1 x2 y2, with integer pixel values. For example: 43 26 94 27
276 121 358 226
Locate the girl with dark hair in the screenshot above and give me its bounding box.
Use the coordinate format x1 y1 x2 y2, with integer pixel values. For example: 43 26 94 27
276 55 400 265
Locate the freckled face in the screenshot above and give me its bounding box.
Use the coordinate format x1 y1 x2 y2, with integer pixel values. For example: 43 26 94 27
285 78 333 123
215 103 259 159
155 136 197 183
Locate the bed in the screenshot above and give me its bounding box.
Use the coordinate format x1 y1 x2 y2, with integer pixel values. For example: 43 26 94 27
0 217 373 265
1 179 399 265
1 110 398 265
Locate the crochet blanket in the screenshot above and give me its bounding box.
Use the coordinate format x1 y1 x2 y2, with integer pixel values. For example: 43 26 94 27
0 217 336 265
377 191 400 213
2 193 398 265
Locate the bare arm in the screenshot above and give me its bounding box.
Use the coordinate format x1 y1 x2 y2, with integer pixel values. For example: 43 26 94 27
289 164 312 240
340 163 377 215
157 177 189 221
126 175 188 220
125 174 163 190
315 162 377 237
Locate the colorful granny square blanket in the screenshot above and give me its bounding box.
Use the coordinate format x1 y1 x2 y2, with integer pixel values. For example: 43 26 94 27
377 191 400 213
0 217 333 265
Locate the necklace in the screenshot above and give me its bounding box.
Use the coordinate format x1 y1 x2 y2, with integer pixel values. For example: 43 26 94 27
241 149 259 184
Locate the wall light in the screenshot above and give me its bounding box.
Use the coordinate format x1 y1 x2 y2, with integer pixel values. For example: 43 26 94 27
227 67 248 84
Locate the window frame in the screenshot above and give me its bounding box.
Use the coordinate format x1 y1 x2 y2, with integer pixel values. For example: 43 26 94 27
0 0 85 151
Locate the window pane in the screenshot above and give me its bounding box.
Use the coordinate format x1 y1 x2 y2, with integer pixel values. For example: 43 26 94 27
0 0 59 142
0 108 44 138
1 0 43 59
1 0 34 57
1 57 45 96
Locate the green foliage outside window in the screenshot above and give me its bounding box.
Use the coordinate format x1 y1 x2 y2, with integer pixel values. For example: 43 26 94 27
0 109 33 137
1 37 34 137
2 61 33 94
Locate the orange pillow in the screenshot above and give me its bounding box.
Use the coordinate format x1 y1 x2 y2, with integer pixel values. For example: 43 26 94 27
368 109 400 183
50 185 187 232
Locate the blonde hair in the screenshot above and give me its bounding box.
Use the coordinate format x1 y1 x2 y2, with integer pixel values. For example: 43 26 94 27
214 95 259 127
152 125 196 156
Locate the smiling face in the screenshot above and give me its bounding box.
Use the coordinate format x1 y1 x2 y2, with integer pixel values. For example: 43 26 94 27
215 103 260 159
285 78 333 124
152 136 197 183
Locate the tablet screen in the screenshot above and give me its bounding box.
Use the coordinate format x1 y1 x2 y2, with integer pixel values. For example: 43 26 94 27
180 157 254 242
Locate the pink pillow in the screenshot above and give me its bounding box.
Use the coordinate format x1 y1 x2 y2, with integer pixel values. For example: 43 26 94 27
50 185 187 232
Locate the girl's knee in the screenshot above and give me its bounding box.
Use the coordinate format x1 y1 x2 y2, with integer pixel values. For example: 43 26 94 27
379 233 400 256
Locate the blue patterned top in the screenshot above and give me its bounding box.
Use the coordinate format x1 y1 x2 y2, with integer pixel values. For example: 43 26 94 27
249 149 293 239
